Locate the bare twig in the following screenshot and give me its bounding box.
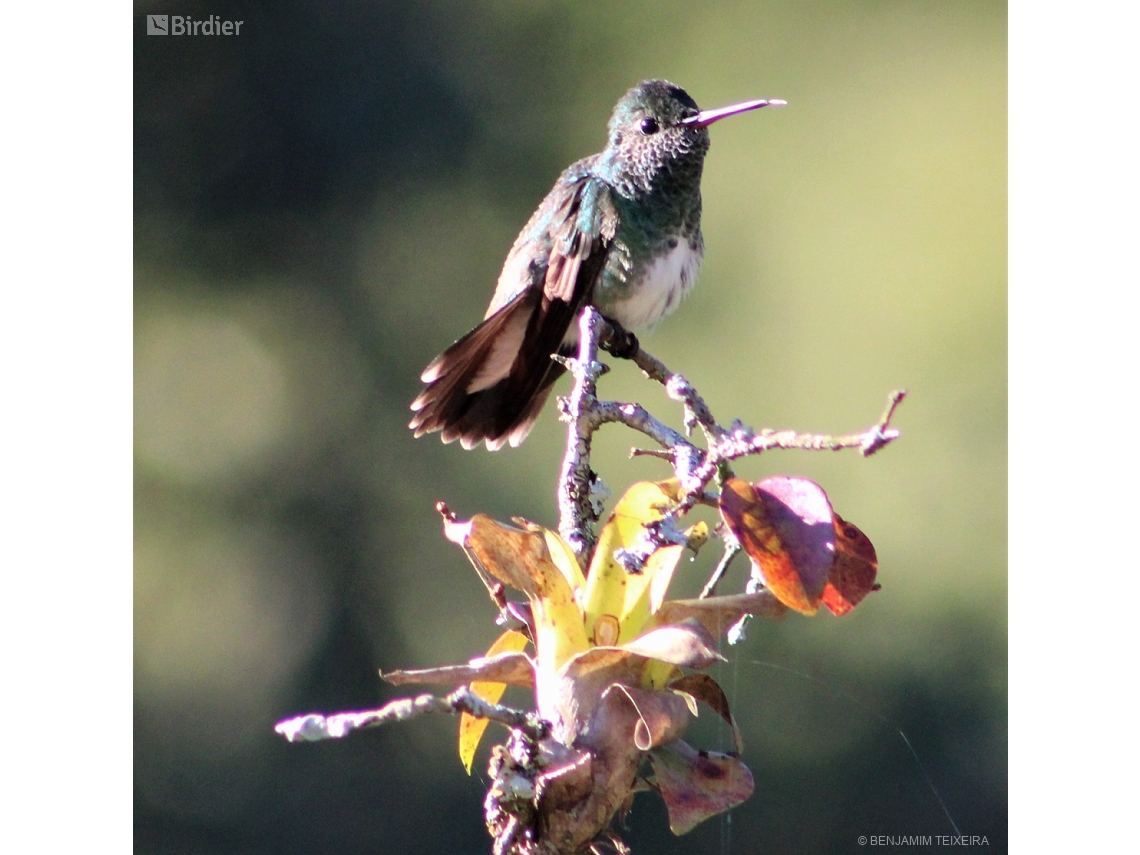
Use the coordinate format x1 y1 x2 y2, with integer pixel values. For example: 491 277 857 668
726 567 767 645
274 687 548 743
699 539 741 599
612 515 692 574
861 389 908 456
556 315 906 576
629 448 672 461
629 348 722 442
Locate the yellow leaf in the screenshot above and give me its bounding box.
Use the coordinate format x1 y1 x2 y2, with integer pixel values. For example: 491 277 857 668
649 521 707 616
543 529 586 600
581 480 693 643
642 658 682 690
446 514 589 675
458 629 530 773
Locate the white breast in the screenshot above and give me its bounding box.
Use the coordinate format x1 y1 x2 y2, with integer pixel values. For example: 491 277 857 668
607 240 703 330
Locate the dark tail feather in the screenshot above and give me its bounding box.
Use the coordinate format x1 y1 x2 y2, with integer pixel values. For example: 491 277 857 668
409 289 570 450
440 363 565 450
411 214 609 450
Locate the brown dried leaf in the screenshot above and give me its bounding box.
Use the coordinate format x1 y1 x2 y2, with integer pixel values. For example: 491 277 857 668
381 651 535 689
442 512 588 674
442 514 556 599
652 591 788 638
615 621 726 670
668 673 743 754
536 687 689 854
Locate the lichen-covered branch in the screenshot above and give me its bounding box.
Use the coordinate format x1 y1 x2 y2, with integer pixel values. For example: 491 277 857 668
275 687 548 743
630 348 723 443
555 307 610 558
555 315 906 562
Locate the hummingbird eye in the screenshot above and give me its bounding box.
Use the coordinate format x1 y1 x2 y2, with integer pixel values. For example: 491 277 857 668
638 117 660 135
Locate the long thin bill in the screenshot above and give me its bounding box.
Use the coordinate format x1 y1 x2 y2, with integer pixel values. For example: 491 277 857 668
682 98 787 127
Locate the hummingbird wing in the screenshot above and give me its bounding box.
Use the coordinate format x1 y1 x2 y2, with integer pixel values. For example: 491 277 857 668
410 169 618 450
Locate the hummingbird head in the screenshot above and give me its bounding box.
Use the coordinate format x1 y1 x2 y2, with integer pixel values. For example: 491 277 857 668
602 80 784 198
602 80 708 195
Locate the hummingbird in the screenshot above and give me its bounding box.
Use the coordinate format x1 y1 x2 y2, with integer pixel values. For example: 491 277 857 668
410 80 784 450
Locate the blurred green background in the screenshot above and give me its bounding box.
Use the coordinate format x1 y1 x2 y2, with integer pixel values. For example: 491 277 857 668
134 1 1005 852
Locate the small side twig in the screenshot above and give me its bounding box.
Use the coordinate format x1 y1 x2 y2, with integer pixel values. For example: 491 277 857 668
675 389 908 510
556 311 907 567
629 348 722 442
860 389 907 456
274 687 548 743
699 539 741 599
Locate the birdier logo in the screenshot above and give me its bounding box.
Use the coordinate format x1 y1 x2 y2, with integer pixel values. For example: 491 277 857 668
147 15 244 36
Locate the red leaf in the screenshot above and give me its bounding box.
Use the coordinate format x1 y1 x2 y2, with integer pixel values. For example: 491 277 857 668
821 514 879 615
718 477 835 614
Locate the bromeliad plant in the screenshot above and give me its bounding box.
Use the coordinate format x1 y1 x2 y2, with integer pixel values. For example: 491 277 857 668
404 481 763 853
276 308 901 855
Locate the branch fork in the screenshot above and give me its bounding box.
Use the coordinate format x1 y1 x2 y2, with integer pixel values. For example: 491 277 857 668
555 306 905 566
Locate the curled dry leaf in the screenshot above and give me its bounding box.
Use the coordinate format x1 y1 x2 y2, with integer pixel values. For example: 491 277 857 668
601 684 691 752
668 673 743 754
549 620 724 745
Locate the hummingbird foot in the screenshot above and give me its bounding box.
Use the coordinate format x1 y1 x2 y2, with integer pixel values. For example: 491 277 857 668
599 317 640 360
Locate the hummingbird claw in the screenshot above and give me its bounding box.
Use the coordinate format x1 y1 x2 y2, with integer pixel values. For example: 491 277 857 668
600 319 639 360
